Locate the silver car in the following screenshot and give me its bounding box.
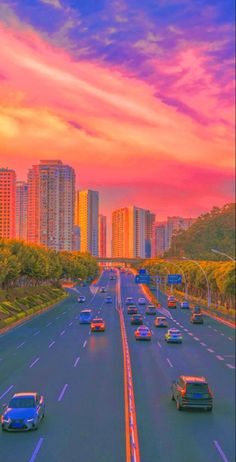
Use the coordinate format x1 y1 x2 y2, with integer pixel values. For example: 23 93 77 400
2 392 45 431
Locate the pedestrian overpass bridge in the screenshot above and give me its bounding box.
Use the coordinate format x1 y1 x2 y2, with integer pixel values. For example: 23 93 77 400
96 257 143 267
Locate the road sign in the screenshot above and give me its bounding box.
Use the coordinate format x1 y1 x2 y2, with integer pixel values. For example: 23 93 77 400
167 274 182 284
139 268 147 275
135 275 150 284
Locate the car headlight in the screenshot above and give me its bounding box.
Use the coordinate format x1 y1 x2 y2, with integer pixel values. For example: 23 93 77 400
3 417 11 423
26 418 35 422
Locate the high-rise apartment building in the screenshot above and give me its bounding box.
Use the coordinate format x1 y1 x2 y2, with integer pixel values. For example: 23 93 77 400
166 216 196 249
27 160 75 251
76 190 99 256
145 210 156 258
16 181 28 240
112 206 146 258
0 168 16 239
152 222 167 257
99 215 107 258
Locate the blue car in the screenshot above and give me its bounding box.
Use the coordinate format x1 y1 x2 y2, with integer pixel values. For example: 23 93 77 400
2 392 45 431
180 301 190 309
105 296 112 303
79 309 92 324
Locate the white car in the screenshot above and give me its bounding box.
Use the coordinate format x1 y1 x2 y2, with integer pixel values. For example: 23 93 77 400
138 297 146 305
165 328 183 344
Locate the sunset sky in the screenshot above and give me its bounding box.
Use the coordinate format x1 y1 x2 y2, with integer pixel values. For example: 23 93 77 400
0 0 235 221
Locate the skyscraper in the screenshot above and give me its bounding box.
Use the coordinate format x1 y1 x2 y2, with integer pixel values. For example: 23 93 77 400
27 160 75 251
0 168 16 239
144 210 156 258
76 190 99 256
99 215 107 257
112 206 146 258
152 222 167 257
16 181 28 240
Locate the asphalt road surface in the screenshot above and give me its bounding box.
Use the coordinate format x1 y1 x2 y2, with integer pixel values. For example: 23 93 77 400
0 269 235 462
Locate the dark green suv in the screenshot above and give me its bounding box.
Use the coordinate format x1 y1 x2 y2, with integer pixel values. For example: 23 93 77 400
171 376 213 411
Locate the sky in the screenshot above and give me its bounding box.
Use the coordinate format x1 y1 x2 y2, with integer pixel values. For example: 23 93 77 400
0 0 235 222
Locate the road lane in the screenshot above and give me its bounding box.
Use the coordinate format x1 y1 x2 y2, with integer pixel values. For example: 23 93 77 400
0 270 125 462
120 271 235 462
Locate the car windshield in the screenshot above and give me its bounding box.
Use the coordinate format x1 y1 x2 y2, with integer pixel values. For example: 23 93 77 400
158 318 166 321
170 330 180 334
186 383 209 393
9 397 36 408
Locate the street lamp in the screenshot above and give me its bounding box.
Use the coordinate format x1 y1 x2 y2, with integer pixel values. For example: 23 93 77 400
211 249 235 262
166 260 188 299
182 257 211 307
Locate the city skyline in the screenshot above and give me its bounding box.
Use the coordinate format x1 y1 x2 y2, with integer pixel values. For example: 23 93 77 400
0 0 234 222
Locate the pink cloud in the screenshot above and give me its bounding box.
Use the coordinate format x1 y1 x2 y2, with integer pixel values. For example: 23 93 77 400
0 21 234 221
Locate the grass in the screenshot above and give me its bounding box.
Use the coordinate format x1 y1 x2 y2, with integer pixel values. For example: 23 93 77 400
0 286 67 329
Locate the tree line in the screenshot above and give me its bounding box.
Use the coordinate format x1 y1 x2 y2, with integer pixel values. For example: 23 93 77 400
136 259 235 310
0 240 98 289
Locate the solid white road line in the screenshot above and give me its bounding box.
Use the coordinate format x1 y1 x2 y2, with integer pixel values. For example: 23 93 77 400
166 358 173 368
29 437 44 462
29 357 40 368
58 384 68 402
207 348 214 353
216 355 224 361
226 364 235 369
48 341 55 349
83 340 87 348
0 384 14 401
74 357 80 367
16 341 26 349
213 440 229 462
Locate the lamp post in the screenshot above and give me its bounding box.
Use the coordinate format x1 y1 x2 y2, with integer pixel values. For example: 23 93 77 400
211 249 235 262
182 257 211 307
166 260 188 299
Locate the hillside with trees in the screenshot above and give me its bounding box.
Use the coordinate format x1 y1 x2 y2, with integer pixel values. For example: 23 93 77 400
166 203 235 260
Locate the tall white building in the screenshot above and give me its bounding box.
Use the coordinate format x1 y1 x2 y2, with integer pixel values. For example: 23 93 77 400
76 190 99 256
27 160 75 251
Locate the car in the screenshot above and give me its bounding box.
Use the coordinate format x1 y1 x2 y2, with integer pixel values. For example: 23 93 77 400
165 328 182 343
2 392 45 431
180 300 190 309
193 306 202 314
125 297 134 305
191 313 204 324
105 296 112 303
167 296 177 308
171 376 213 411
100 287 106 293
77 295 86 303
154 316 168 328
131 314 143 325
79 309 92 324
90 317 106 332
127 305 138 315
145 305 157 315
135 326 152 341
138 297 146 305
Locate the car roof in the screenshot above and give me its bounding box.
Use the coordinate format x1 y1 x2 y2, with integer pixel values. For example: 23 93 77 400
81 309 92 313
156 316 166 320
138 325 149 329
169 328 180 333
13 392 37 398
181 376 207 384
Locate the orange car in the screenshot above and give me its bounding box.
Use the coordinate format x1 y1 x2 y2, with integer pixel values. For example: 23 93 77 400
91 317 106 332
167 296 177 308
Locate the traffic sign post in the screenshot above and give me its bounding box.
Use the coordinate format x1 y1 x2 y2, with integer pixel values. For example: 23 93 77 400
167 274 182 285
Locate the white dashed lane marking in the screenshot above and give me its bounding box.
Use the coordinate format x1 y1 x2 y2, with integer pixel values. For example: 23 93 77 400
226 364 235 369
200 342 207 347
193 337 200 341
58 384 68 402
74 357 80 367
29 357 40 368
166 358 173 368
157 341 162 348
16 341 26 349
60 330 65 336
207 348 214 353
216 355 224 361
83 340 87 348
48 341 55 349
33 330 40 336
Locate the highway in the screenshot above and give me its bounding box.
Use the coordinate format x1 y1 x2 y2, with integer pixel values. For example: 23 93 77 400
0 269 235 462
